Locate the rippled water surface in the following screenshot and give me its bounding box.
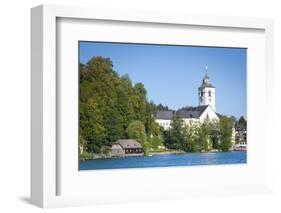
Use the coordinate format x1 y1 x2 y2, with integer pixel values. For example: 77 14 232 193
79 151 246 170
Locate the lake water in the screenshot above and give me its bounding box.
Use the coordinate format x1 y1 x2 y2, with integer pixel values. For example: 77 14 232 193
79 151 247 170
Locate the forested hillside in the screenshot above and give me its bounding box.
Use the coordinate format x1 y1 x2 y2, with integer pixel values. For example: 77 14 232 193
79 56 161 154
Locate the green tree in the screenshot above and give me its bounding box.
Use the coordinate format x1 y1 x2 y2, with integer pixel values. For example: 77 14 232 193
156 104 170 111
209 120 221 150
237 116 247 129
127 120 148 155
145 101 157 135
183 123 200 152
197 119 211 151
219 116 233 151
129 83 147 124
147 120 165 150
80 98 106 153
163 115 185 150
229 115 237 124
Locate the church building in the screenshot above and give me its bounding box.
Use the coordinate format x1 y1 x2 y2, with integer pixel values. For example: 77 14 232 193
155 68 219 130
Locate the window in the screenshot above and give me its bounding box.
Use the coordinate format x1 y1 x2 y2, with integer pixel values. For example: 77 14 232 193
208 90 211 97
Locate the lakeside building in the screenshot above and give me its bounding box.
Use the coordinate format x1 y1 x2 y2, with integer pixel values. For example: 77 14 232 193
155 69 219 129
111 139 144 157
233 127 247 151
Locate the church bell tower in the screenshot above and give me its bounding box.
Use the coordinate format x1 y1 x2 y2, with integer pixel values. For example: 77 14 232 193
198 66 216 111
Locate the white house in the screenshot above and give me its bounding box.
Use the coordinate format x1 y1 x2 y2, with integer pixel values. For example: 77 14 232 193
155 69 219 129
154 111 173 130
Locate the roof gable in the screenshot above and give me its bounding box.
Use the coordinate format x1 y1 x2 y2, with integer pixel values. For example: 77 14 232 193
199 105 219 121
155 110 173 120
116 139 142 149
156 105 210 120
177 105 208 119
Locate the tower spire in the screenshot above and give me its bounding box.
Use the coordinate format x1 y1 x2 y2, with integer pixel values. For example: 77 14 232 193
198 65 216 111
205 65 208 77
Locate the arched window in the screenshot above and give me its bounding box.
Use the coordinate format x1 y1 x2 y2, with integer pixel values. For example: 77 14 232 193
208 90 212 97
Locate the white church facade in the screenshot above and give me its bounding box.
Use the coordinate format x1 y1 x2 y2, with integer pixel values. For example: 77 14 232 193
155 69 219 130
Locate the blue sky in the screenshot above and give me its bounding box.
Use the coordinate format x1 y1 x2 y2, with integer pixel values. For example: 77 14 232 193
79 41 247 119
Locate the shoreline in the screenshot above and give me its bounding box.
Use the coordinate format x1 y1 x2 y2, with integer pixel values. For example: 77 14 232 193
149 150 185 156
80 150 246 161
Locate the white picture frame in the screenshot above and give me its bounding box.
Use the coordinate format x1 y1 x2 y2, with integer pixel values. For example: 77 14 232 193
31 4 274 208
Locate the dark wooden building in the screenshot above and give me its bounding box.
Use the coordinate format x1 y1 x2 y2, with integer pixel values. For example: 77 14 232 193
111 139 144 157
